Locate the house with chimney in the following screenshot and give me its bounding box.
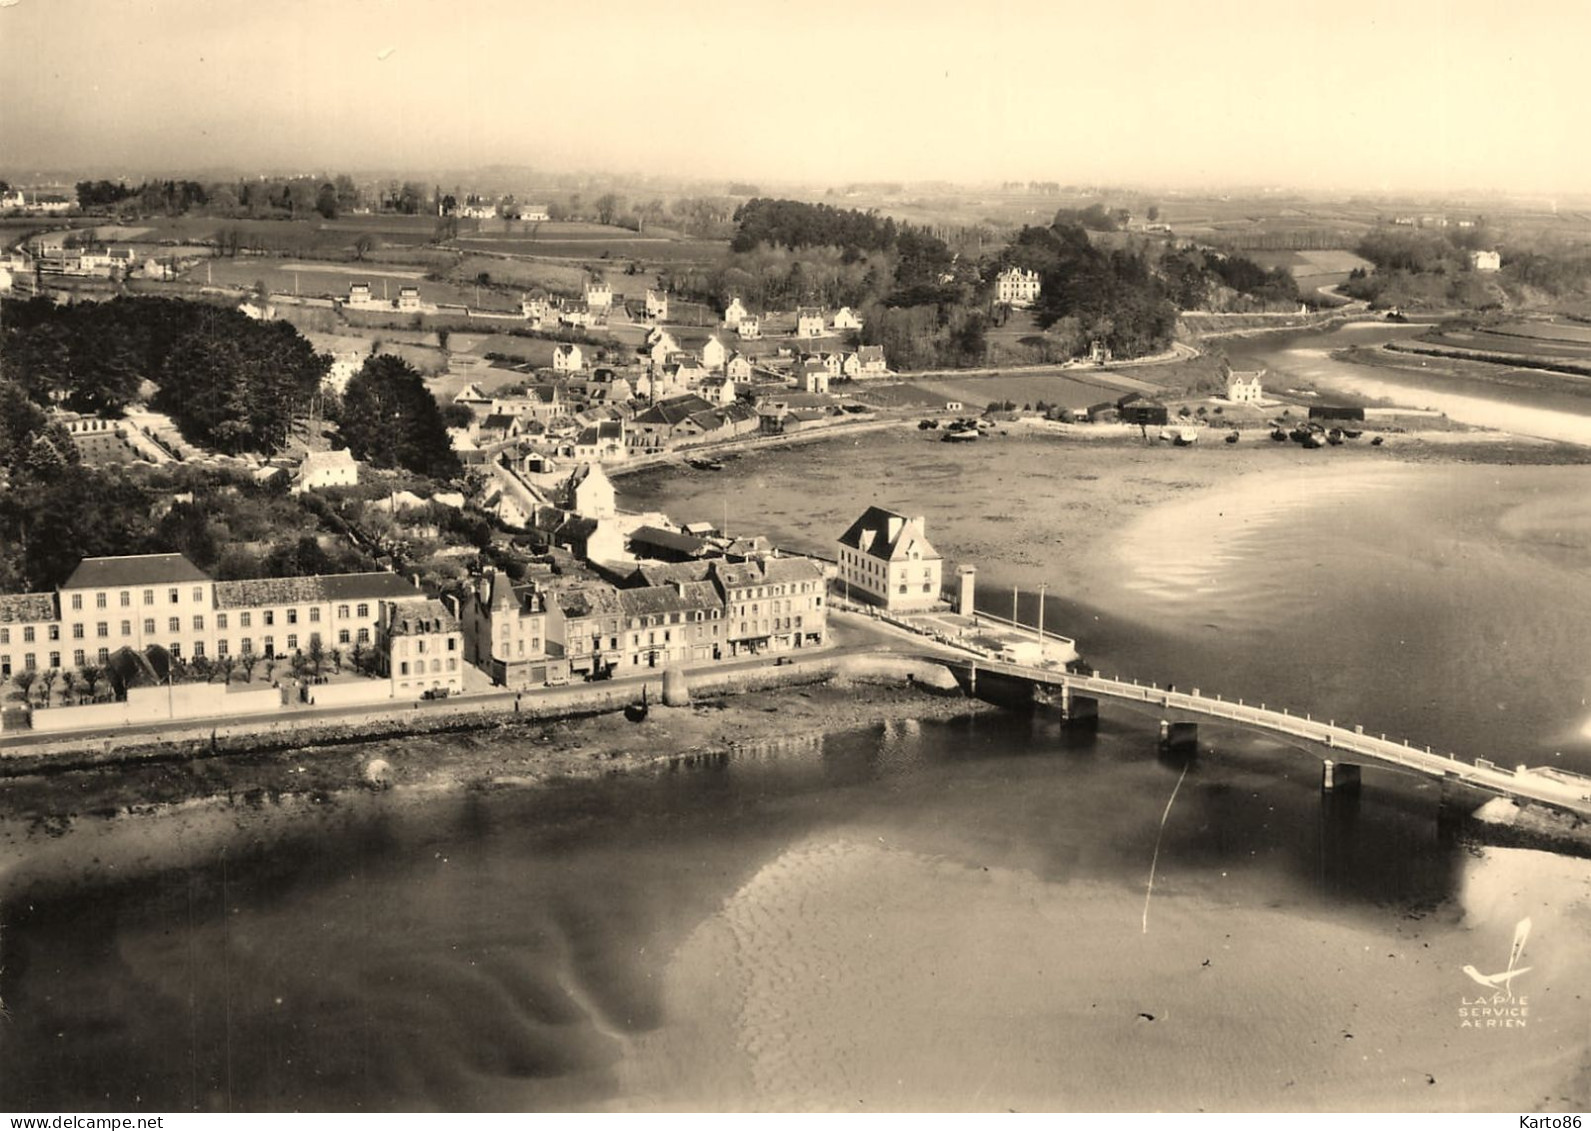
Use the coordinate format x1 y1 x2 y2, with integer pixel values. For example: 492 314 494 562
836 506 943 611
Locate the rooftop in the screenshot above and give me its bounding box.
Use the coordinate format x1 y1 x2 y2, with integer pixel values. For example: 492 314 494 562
63 553 211 591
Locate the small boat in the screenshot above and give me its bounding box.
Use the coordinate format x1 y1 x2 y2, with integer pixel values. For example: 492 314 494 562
1173 428 1199 446
1327 429 1344 446
686 457 725 471
1371 435 1385 446
1341 428 1363 439
1302 432 1326 449
918 419 939 430
941 428 978 442
1270 428 1288 442
1225 431 1240 444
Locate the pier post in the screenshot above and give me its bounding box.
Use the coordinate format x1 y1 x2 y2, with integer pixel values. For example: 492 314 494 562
1160 720 1198 751
969 661 977 697
1322 760 1362 794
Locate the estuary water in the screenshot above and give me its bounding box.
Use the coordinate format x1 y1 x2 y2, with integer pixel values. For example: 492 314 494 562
3 327 1590 1111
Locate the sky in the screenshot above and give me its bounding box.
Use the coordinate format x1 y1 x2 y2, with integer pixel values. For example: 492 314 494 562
2 0 1586 195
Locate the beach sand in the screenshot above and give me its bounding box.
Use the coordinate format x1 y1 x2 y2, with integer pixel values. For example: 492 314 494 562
614 835 1591 1112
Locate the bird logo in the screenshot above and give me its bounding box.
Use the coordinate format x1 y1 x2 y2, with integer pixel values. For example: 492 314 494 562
1462 917 1532 998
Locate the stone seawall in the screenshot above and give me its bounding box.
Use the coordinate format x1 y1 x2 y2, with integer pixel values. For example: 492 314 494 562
0 651 966 777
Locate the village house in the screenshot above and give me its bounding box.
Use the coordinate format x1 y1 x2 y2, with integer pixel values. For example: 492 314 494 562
832 307 863 331
566 461 616 517
628 394 718 452
726 352 753 381
737 315 761 340
291 448 360 494
346 282 378 308
458 571 562 688
568 420 628 464
645 290 669 321
839 352 863 379
559 302 594 329
1225 367 1265 403
699 375 738 406
723 296 748 328
700 334 728 371
521 296 549 326
836 506 943 612
379 598 463 698
397 286 422 312
585 280 613 309
798 360 831 394
856 344 887 376
553 343 584 373
1470 250 1502 272
796 307 827 338
996 267 1042 308
521 204 551 222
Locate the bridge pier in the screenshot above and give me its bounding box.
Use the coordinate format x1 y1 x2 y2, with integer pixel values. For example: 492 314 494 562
1321 759 1361 794
1056 683 1098 727
1159 720 1198 751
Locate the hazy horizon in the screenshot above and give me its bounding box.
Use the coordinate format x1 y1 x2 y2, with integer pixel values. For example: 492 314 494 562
3 0 1587 198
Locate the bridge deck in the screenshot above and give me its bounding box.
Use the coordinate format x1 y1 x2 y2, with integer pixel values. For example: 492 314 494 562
952 658 1591 818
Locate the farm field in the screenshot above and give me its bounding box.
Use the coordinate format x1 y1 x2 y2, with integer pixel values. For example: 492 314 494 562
913 371 1133 411
178 258 523 311
1417 327 1591 363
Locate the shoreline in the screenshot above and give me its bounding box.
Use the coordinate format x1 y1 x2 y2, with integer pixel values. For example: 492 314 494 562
0 666 998 885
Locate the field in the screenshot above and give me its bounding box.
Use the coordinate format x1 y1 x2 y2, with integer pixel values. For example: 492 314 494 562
1417 322 1591 364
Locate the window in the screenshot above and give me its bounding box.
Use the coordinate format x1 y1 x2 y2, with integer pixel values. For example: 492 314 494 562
240 611 252 628
400 661 409 676
357 628 370 644
217 613 228 630
337 604 350 619
447 638 456 651
448 658 457 671
168 588 179 604
95 592 106 609
417 639 426 654
72 649 84 667
22 626 34 643
922 584 931 593
169 643 181 659
72 624 84 640
1 656 11 677
287 634 298 651
168 617 180 633
217 640 229 657
310 633 320 648
48 625 58 641
143 589 154 605
120 621 131 636
193 615 204 631
356 603 369 618
49 651 60 668
96 647 109 663
192 587 203 603
120 591 130 608
287 609 298 625
24 653 37 671
338 629 350 645
193 642 205 659
899 584 907 594
431 659 440 673
1 630 9 646
264 610 274 626
144 618 155 634
309 607 320 623
264 638 275 657
242 638 253 655
71 593 82 611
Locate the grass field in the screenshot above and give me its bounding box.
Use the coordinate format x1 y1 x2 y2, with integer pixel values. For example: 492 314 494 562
179 259 524 311
1419 327 1591 363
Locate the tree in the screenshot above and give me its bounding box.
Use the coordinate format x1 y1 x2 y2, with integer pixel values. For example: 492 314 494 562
331 648 344 673
352 234 377 262
264 657 277 683
335 355 461 478
78 664 103 700
307 635 326 677
12 668 37 702
39 666 58 706
60 669 76 703
595 193 625 226
315 183 339 220
239 651 260 683
217 655 237 685
1146 204 1160 223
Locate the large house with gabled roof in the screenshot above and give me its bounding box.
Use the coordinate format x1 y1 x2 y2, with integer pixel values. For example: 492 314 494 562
835 507 943 611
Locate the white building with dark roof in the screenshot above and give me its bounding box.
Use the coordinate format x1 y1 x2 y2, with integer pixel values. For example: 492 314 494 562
835 506 942 611
995 267 1042 308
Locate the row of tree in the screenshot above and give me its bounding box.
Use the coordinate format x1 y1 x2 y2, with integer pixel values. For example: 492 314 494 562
0 297 330 454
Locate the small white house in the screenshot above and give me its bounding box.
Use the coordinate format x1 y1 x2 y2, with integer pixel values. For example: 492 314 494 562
832 307 863 331
723 296 748 327
700 334 728 372
585 280 613 309
553 343 585 373
726 352 753 381
291 449 361 494
1225 368 1265 403
645 290 669 320
737 315 761 340
1470 250 1501 272
796 308 827 338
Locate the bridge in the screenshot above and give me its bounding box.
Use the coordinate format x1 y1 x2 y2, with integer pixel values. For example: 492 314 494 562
937 656 1591 819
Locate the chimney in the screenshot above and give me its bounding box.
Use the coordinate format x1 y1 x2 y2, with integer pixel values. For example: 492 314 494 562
887 515 903 542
